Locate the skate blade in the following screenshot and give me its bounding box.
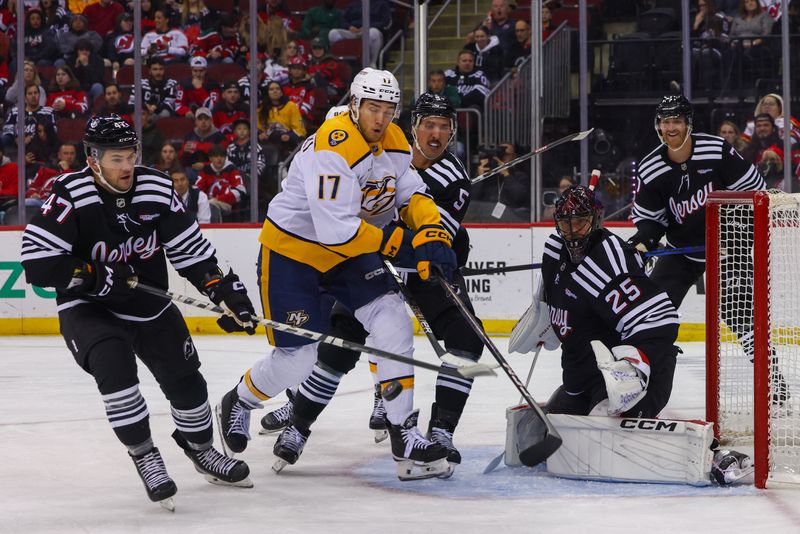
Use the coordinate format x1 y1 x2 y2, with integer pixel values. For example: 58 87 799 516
202 473 254 488
723 465 755 485
373 429 388 443
258 425 286 435
394 457 450 481
159 497 176 512
272 458 289 474
213 404 236 458
437 462 458 479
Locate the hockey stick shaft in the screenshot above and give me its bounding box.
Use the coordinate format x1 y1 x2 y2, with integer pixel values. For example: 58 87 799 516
644 245 705 257
471 128 594 185
519 343 543 405
434 275 562 465
130 281 493 379
461 263 542 276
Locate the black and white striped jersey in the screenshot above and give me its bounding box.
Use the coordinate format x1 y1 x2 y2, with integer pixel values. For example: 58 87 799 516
21 166 219 321
541 229 679 394
415 150 472 237
631 133 764 261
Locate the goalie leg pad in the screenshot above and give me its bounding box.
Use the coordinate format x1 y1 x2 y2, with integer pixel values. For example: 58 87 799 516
545 414 715 486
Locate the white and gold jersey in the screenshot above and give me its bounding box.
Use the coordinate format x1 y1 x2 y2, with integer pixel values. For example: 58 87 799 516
260 112 441 272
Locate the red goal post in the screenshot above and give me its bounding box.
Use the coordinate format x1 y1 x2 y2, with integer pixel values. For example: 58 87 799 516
706 190 800 489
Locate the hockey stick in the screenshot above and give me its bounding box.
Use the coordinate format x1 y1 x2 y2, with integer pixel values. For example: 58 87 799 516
461 263 542 276
434 274 562 466
483 342 545 474
645 245 705 257
129 281 497 379
471 129 594 185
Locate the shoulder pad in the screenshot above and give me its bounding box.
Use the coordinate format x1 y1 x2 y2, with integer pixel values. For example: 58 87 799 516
381 123 411 154
314 112 370 168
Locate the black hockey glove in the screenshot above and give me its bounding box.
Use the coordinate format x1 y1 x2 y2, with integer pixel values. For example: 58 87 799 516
202 269 256 335
66 261 137 302
411 224 457 282
379 224 415 268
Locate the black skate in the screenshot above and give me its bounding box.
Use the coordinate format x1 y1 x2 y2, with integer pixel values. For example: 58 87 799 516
711 449 753 485
129 447 177 511
369 384 388 443
172 430 253 488
272 424 311 473
387 410 449 481
428 403 462 478
260 390 295 435
215 386 251 455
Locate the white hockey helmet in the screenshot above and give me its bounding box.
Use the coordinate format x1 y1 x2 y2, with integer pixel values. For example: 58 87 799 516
325 105 350 121
349 67 401 121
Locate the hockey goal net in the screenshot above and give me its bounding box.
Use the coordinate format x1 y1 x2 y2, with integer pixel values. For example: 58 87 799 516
706 190 800 488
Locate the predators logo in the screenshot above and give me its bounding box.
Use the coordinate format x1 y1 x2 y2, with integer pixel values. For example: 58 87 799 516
329 129 348 146
361 175 396 216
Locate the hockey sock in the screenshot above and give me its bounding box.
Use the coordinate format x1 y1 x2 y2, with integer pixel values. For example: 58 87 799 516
102 384 151 447
295 362 345 426
171 401 213 449
435 363 472 420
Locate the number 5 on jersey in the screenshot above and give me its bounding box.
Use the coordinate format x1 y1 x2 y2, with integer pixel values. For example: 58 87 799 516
318 174 341 200
605 278 641 314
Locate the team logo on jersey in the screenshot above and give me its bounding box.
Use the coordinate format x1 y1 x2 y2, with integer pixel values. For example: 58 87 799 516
116 213 141 232
361 175 397 216
286 310 310 328
329 129 348 146
550 307 573 338
183 338 196 360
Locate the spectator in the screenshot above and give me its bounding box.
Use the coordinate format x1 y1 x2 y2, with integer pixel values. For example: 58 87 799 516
691 0 729 93
741 113 781 163
328 0 391 67
2 83 57 151
172 168 212 223
46 65 88 118
5 60 47 107
195 144 246 220
282 56 316 124
180 0 220 38
444 49 490 109
102 12 135 70
141 9 189 63
307 37 345 99
96 83 133 123
68 39 105 107
426 69 460 107
192 13 243 64
39 0 69 34
758 146 785 189
472 0 516 53
12 8 59 68
238 53 270 105
259 80 305 158
175 56 220 118
542 1 554 41
181 106 226 171
473 141 530 218
259 0 299 34
263 20 290 84
742 93 800 146
507 19 531 70
26 142 81 207
24 121 59 181
83 0 124 37
151 141 184 175
211 81 247 135
717 119 747 153
140 105 165 164
542 174 578 219
465 25 504 84
300 0 341 47
0 144 19 220
226 118 266 185
130 55 179 118
730 0 774 82
238 13 269 54
56 13 103 64
138 0 157 33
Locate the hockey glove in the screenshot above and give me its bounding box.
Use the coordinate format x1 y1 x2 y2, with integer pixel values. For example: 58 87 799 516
509 301 560 353
67 261 137 302
592 341 650 416
411 224 456 282
379 224 415 268
203 269 256 335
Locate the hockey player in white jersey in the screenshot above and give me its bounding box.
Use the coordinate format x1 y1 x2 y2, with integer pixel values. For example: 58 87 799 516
216 69 455 480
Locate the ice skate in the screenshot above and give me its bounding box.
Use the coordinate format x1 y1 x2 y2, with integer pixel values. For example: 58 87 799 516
711 449 753 485
428 403 461 478
272 424 311 473
369 384 388 443
129 447 177 512
172 430 253 488
215 386 251 455
259 390 294 435
387 410 449 481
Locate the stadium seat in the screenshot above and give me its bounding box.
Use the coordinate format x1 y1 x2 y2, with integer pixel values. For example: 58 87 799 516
637 8 677 37
207 63 247 85
605 32 653 94
166 62 192 84
37 65 57 84
154 116 195 143
56 118 88 143
115 65 147 87
330 38 363 63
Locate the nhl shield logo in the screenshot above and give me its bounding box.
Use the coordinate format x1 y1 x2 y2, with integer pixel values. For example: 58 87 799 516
116 198 126 208
329 129 348 146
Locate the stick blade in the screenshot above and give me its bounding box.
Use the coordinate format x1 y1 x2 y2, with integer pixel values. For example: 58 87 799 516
572 128 594 141
513 406 562 466
439 353 498 378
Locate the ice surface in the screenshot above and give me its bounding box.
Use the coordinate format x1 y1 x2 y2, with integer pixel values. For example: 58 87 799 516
1 336 799 534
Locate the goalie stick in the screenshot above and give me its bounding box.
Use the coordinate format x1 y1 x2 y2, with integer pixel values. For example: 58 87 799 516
471 128 594 185
129 280 497 379
434 274 562 466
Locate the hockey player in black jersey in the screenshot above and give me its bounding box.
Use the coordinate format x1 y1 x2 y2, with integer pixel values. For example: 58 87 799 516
19 115 257 510
537 185 680 418
248 93 484 477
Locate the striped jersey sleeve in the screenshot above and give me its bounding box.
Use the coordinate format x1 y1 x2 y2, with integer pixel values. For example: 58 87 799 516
630 146 669 228
418 151 472 238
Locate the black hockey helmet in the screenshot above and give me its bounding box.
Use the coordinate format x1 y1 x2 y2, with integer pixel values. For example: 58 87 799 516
554 185 603 263
654 95 693 146
83 114 138 158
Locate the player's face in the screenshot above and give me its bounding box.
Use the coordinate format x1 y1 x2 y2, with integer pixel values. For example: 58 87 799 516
92 148 137 192
556 214 593 242
414 116 452 159
358 99 396 143
658 117 688 149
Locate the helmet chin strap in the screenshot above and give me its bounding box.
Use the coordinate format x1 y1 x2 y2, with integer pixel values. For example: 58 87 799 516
412 128 439 160
91 160 132 195
658 124 693 152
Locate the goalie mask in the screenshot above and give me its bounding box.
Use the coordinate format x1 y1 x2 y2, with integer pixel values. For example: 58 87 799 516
554 185 603 264
654 94 693 150
411 92 457 159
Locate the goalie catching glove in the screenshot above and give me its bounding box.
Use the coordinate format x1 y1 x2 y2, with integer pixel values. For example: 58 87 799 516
202 268 256 335
592 340 650 416
411 223 456 282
